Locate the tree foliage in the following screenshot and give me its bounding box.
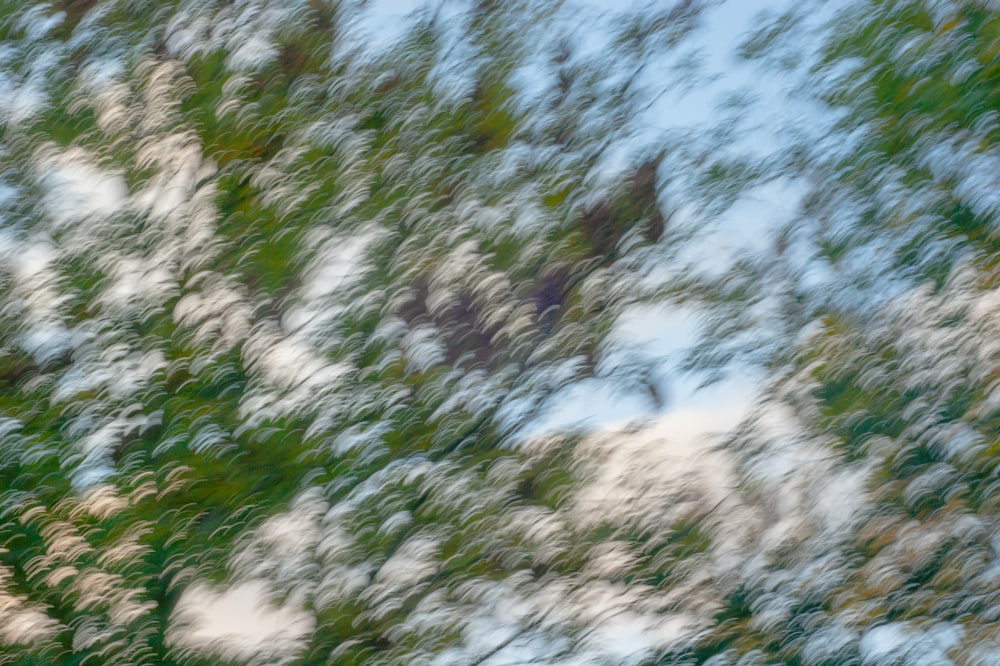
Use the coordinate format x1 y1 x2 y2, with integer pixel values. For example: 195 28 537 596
667 0 1000 663
0 0 699 663
6 0 1000 663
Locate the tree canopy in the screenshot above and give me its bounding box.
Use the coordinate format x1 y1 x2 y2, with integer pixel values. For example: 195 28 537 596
0 0 699 663
668 0 1000 662
3 0 1000 664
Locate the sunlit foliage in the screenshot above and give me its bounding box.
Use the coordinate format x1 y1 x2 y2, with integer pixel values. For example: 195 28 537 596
0 0 701 663
7 0 997 662
669 0 1000 663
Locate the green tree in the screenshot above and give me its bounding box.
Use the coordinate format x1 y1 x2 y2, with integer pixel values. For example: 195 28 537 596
0 0 700 663
665 0 1000 662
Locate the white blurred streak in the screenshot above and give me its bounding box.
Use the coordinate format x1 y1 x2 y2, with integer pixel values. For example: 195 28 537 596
75 58 131 136
165 0 300 72
173 277 252 350
168 580 314 665
94 255 175 319
230 489 325 596
36 146 127 231
571 406 745 530
0 18 60 128
859 621 963 665
0 592 58 646
8 236 76 365
0 69 47 128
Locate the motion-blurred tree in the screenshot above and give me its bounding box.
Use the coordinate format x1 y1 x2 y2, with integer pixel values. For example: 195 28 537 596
665 0 1000 662
0 0 701 663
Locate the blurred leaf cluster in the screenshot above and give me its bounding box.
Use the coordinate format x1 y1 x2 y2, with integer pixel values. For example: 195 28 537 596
0 0 699 663
5 0 1000 663
667 0 1000 663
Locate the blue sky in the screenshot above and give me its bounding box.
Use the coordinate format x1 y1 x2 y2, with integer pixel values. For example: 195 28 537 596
517 0 809 434
172 0 827 659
